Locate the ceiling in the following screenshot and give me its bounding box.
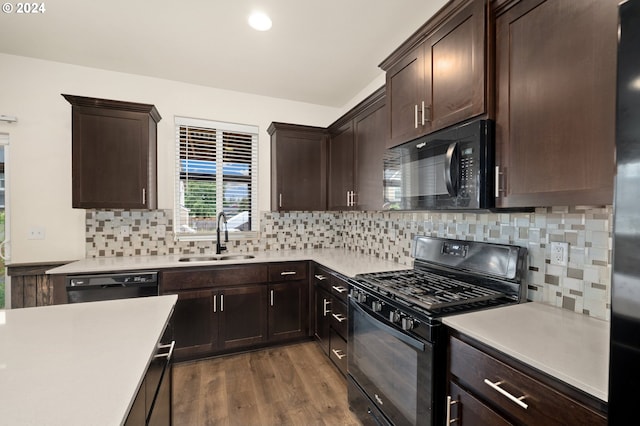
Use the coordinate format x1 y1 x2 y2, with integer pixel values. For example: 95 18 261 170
0 0 447 107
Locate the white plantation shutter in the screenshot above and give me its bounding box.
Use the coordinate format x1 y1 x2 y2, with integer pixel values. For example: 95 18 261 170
175 117 258 239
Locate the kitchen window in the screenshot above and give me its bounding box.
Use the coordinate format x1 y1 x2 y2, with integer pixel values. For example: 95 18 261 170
174 116 258 240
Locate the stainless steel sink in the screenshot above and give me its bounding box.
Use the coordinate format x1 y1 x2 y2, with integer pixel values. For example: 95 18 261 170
218 254 256 260
178 254 256 262
178 256 219 262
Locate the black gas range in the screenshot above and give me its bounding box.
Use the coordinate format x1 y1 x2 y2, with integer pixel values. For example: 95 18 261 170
347 236 527 426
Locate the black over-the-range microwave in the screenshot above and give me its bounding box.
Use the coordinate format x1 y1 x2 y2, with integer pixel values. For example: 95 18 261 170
383 118 494 210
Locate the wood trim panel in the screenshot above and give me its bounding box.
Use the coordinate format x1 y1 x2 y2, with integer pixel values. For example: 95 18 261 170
7 262 68 308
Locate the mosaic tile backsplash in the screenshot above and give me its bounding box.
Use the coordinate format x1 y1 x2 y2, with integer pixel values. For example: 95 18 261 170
86 206 612 320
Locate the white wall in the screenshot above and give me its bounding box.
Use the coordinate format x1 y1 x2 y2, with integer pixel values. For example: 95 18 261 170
0 53 342 264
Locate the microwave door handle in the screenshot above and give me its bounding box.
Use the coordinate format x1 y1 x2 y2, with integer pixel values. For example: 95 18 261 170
444 142 460 197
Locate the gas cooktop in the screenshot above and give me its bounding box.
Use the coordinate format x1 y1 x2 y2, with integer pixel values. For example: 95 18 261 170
352 236 528 317
355 268 505 311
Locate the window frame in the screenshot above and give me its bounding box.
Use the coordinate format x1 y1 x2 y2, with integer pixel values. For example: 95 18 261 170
174 116 259 242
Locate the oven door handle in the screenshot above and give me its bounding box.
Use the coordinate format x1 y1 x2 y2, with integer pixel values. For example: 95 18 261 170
351 301 426 352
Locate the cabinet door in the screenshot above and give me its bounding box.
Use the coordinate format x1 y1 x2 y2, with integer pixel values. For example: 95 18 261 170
495 0 617 207
268 280 308 341
328 123 355 210
169 290 217 359
314 285 332 356
269 123 327 211
63 95 160 209
386 43 427 148
219 285 268 350
426 0 486 132
354 98 387 210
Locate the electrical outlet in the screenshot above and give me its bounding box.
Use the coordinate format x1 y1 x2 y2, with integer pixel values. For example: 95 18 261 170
550 242 569 266
27 227 46 240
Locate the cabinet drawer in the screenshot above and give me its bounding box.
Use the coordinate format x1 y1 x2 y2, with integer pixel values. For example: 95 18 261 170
329 275 349 303
448 381 512 426
313 267 332 292
268 262 308 282
449 337 606 426
330 330 348 376
330 299 348 339
161 265 268 292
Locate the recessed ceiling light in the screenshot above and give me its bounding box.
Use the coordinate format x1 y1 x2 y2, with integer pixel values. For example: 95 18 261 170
248 11 272 31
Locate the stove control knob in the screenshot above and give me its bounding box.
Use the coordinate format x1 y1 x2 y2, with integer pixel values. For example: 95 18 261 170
371 300 382 312
402 317 415 331
357 292 367 303
389 310 401 324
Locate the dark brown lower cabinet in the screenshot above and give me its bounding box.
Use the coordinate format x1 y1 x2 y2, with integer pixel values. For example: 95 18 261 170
314 285 332 356
312 263 349 375
169 290 217 359
219 285 268 350
447 333 607 425
268 280 308 341
125 331 173 426
161 262 309 361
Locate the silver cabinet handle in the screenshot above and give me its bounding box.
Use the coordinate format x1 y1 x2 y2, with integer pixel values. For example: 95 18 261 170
414 104 419 129
332 285 347 293
280 271 297 276
279 193 282 208
495 166 501 197
270 289 274 306
332 313 347 323
142 188 146 205
446 396 458 424
213 294 217 313
323 299 331 316
153 340 175 361
332 349 347 360
483 379 528 409
220 294 224 312
423 102 432 124
314 274 327 281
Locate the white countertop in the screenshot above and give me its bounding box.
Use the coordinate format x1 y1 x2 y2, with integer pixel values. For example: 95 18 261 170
46 248 411 278
0 295 178 426
443 302 609 402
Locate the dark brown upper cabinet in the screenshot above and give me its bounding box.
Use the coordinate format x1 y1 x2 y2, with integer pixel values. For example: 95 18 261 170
63 94 161 209
381 0 487 149
327 87 387 211
493 0 617 207
268 122 328 211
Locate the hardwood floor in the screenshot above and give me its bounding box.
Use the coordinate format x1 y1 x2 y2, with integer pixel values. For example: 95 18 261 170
172 341 362 425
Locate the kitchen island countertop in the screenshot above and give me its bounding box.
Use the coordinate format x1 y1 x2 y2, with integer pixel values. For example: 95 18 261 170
46 248 412 278
0 295 177 425
443 302 609 402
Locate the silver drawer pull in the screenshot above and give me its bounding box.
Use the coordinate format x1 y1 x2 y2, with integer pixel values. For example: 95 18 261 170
332 285 347 293
280 271 297 276
446 396 459 424
314 274 327 280
153 340 175 361
332 349 347 360
332 313 347 323
483 379 528 409
323 299 331 316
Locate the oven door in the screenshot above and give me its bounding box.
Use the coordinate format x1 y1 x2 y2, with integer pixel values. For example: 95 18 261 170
348 299 436 426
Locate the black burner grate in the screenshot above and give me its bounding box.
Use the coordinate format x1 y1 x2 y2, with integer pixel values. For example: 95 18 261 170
358 269 504 311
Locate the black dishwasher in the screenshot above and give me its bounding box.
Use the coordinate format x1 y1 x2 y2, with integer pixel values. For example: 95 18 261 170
66 271 158 303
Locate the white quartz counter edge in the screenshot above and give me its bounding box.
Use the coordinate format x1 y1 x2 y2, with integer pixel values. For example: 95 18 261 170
0 295 178 426
46 248 411 278
443 302 609 402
